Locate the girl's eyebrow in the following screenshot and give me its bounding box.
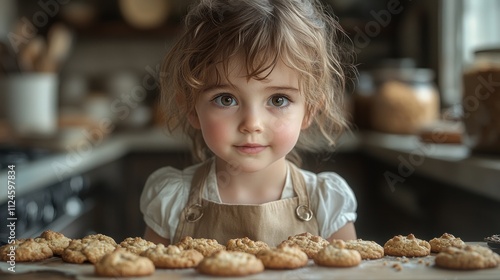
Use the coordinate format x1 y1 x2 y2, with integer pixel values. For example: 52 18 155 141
202 84 299 93
266 86 299 93
202 84 232 93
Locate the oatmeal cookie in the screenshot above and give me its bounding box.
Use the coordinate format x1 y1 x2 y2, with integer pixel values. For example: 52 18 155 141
82 233 117 246
256 243 308 269
141 244 203 269
95 248 155 277
176 236 225 257
435 244 500 270
119 237 156 255
384 234 431 257
35 230 71 256
0 238 53 262
62 238 116 264
226 237 270 255
279 232 329 259
429 233 466 253
197 250 264 277
313 240 361 267
344 239 384 260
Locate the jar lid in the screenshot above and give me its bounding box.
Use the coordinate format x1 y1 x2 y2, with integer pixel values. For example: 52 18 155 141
474 47 500 55
474 47 500 65
372 68 435 84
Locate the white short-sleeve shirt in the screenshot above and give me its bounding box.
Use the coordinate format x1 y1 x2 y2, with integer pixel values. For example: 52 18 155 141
140 159 357 240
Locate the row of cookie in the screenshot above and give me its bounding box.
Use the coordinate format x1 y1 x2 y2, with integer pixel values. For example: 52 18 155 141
85 232 500 275
2 230 499 275
99 236 309 277
0 231 381 277
263 232 500 271
0 231 467 263
383 233 500 270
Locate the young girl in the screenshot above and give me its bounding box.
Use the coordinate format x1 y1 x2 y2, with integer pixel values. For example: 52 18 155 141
140 0 357 247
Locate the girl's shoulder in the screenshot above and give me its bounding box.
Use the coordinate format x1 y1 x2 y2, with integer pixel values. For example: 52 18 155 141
299 168 354 197
299 167 349 187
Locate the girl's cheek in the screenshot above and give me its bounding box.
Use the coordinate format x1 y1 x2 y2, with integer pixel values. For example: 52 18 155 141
201 117 232 143
266 118 302 146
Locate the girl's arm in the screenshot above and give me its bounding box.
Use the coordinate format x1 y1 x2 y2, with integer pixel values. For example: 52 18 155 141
144 226 170 246
326 222 357 242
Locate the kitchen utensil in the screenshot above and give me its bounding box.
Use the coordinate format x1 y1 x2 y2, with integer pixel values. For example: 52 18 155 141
18 35 45 72
36 23 73 72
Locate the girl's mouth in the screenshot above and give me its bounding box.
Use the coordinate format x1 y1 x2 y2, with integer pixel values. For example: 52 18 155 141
234 144 267 154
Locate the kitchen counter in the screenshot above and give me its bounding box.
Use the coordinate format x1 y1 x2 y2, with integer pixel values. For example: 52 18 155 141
1 128 500 204
1 243 499 280
359 131 500 202
0 128 190 203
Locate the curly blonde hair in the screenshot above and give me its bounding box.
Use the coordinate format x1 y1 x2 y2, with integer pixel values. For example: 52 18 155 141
160 0 354 163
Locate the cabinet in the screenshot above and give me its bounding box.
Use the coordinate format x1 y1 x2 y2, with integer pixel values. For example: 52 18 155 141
110 151 191 241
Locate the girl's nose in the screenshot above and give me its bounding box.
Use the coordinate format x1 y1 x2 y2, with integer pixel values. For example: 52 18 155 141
238 107 264 134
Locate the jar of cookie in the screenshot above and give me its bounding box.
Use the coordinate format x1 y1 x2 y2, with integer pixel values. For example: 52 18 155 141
370 67 440 134
462 47 500 153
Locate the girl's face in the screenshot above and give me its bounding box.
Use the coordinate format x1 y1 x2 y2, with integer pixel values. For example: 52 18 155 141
189 58 311 172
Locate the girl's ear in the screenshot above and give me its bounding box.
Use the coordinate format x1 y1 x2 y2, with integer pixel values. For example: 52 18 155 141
301 107 315 129
188 110 201 129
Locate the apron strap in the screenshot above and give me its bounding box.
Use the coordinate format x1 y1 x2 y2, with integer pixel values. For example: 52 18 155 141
173 160 211 242
288 162 314 221
189 160 212 205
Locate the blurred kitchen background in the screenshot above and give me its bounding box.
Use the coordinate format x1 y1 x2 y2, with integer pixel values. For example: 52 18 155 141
1 0 500 245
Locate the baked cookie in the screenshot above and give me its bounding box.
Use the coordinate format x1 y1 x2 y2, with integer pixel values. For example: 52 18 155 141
485 234 500 244
344 239 384 260
119 237 156 255
0 238 53 262
384 234 431 257
435 244 500 270
429 233 466 253
279 232 329 258
313 240 361 267
82 233 117 246
62 238 116 264
176 236 226 257
141 244 204 269
226 237 270 255
197 250 264 277
35 230 71 256
95 248 155 277
256 243 308 269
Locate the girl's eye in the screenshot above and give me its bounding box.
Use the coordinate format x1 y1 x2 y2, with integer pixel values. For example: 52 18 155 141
213 94 237 107
269 95 290 107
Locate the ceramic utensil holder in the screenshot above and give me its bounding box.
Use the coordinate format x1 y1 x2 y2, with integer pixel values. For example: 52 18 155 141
3 73 58 136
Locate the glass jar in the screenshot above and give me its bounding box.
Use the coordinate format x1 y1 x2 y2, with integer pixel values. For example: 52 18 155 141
370 68 440 134
462 48 500 153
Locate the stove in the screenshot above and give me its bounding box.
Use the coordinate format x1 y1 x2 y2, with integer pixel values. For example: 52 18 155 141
0 145 53 170
0 146 92 243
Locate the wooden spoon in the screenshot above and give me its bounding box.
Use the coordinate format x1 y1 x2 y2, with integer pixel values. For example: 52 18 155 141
36 23 73 72
18 36 45 72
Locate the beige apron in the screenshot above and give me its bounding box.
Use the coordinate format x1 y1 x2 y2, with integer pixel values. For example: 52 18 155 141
173 160 319 247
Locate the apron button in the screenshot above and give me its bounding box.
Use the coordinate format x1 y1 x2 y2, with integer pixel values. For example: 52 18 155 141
186 204 204 222
295 205 313 221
